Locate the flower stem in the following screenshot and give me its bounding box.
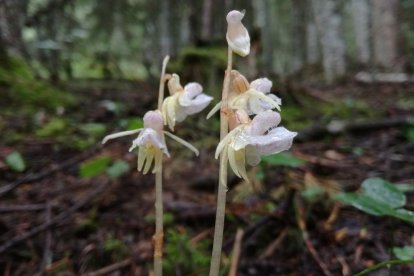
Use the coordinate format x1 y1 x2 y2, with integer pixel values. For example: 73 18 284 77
153 55 169 276
209 46 233 276
153 164 163 276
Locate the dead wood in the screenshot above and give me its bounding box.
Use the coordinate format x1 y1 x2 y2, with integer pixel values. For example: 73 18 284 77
0 179 110 255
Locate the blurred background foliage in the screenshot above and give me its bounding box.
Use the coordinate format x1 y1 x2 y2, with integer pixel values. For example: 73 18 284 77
1 0 413 84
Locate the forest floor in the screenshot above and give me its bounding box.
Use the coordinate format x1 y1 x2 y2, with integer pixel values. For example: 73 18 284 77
0 79 413 275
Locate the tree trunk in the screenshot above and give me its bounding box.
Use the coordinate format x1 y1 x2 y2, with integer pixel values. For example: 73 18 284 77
312 0 346 83
372 0 401 70
350 0 370 64
0 0 28 56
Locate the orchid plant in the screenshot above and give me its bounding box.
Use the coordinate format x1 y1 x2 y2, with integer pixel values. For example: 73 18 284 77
208 10 297 276
102 56 212 276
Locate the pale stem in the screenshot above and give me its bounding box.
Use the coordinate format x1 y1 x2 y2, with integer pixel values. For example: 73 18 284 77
154 55 169 276
209 46 233 276
158 55 170 110
153 163 163 276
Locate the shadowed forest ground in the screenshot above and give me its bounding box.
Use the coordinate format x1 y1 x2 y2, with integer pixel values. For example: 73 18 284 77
0 79 414 275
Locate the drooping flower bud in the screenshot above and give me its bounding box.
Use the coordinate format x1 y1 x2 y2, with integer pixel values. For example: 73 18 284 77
226 10 250 57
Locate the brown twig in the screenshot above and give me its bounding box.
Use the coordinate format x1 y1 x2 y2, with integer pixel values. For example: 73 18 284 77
259 228 288 259
0 204 48 213
0 179 110 255
40 202 53 273
83 259 132 276
295 197 333 276
0 146 100 196
228 229 244 276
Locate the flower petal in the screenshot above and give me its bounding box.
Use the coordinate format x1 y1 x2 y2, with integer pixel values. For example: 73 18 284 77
206 101 222 119
245 146 261 166
180 94 213 115
164 131 199 156
129 128 169 156
143 110 164 131
248 110 281 135
167 73 184 95
250 78 272 93
248 127 297 156
226 10 250 56
102 128 142 144
183 82 203 99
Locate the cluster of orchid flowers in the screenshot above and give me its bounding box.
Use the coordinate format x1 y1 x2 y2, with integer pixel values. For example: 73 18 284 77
102 10 296 182
101 9 297 276
209 10 297 182
102 72 213 173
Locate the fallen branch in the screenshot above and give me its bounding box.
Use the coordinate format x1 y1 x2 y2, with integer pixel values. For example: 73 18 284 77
0 204 48 213
297 116 414 142
259 228 288 259
355 72 414 83
83 259 131 276
0 146 100 196
228 229 244 276
295 197 333 276
0 179 110 254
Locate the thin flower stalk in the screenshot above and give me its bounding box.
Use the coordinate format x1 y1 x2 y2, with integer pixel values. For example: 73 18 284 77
209 46 233 276
154 55 169 276
210 9 250 276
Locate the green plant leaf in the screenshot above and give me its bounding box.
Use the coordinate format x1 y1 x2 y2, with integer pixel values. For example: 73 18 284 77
361 178 406 209
261 152 305 167
301 186 324 202
5 151 26 172
402 124 414 141
394 209 414 223
126 117 144 130
395 183 414 193
393 246 414 260
334 193 386 216
106 160 130 178
80 123 107 137
80 155 112 178
36 118 67 137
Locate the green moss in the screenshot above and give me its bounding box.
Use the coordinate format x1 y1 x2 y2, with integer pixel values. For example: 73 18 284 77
0 56 76 111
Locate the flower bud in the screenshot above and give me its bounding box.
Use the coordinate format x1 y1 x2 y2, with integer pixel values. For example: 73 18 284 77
226 10 250 57
143 110 164 131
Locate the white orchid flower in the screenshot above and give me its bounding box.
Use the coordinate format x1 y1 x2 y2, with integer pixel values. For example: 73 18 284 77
226 10 250 57
207 70 281 119
215 110 297 182
102 110 199 174
162 74 213 131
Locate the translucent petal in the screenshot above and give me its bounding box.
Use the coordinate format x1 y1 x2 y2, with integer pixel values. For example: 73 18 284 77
206 101 222 119
250 78 272 93
102 129 142 144
143 110 164 131
249 127 297 155
248 110 281 135
246 146 261 166
137 146 146 171
153 149 163 173
215 126 243 158
183 82 203 99
167 73 183 95
143 149 154 174
129 129 169 156
247 89 281 112
226 10 250 56
164 131 199 156
180 94 213 115
228 146 240 178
